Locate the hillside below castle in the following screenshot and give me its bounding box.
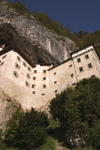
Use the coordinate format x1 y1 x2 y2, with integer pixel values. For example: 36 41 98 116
1 0 100 131
0 0 77 65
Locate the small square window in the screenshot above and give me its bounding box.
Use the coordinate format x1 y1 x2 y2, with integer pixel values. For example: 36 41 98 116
26 73 31 79
15 63 20 69
54 72 56 75
23 62 27 67
88 63 92 68
70 74 74 78
13 71 19 78
32 84 35 88
27 66 31 72
25 81 30 87
79 67 83 72
73 83 76 86
77 58 81 63
43 77 46 80
33 77 36 80
43 85 46 88
32 91 35 94
69 64 72 67
0 62 4 66
55 90 58 93
43 70 46 73
91 75 95 78
17 56 21 62
85 54 89 59
34 70 37 73
2 55 7 59
54 81 57 84
42 93 45 96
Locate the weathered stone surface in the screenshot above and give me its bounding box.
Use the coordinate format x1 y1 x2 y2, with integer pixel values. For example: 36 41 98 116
0 88 21 130
0 1 77 65
0 0 77 128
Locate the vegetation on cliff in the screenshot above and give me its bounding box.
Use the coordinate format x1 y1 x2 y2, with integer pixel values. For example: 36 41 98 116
49 77 100 149
0 77 100 150
3 108 48 150
5 0 100 55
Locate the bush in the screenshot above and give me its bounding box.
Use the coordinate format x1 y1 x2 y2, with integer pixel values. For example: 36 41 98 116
40 136 55 150
49 77 100 148
4 108 48 150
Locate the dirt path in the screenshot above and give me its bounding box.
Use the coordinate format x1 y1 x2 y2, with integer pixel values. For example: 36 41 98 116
55 140 70 150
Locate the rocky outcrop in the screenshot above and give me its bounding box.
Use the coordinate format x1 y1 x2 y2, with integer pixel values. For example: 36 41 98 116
0 0 77 65
0 88 21 130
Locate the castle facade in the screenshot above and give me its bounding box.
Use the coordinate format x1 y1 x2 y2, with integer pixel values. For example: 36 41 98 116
0 44 100 110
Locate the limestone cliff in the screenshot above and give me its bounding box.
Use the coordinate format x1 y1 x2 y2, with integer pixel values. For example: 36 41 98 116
0 0 77 127
0 0 77 64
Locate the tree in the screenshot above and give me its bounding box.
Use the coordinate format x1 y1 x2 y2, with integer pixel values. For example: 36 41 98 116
4 108 49 150
49 77 100 148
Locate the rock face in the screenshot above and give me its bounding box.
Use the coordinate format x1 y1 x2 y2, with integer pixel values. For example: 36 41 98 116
0 88 21 130
0 0 77 64
0 0 77 128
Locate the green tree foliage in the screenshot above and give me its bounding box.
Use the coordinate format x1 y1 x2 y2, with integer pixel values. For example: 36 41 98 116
40 136 55 150
89 120 100 149
7 1 31 16
4 108 49 150
49 77 100 148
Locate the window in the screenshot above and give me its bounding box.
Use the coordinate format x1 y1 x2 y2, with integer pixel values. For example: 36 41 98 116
69 64 72 67
43 77 46 80
25 81 30 87
42 93 45 96
77 58 81 63
55 90 58 93
15 63 20 69
26 73 31 79
32 84 35 88
85 54 89 59
27 66 31 72
23 61 27 67
91 75 95 78
17 56 21 62
33 77 36 80
54 72 56 75
43 85 46 88
32 91 35 94
0 62 4 66
2 55 7 59
34 70 37 73
54 81 57 84
79 67 83 72
73 83 76 86
88 63 92 68
70 74 74 78
13 71 19 78
43 70 46 73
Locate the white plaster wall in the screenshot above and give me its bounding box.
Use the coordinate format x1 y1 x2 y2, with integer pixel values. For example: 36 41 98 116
28 65 51 109
72 45 93 58
49 60 77 101
72 48 100 81
0 45 100 110
0 50 33 109
0 50 53 110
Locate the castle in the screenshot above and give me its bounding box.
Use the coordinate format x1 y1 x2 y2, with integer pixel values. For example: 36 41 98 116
0 44 100 110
